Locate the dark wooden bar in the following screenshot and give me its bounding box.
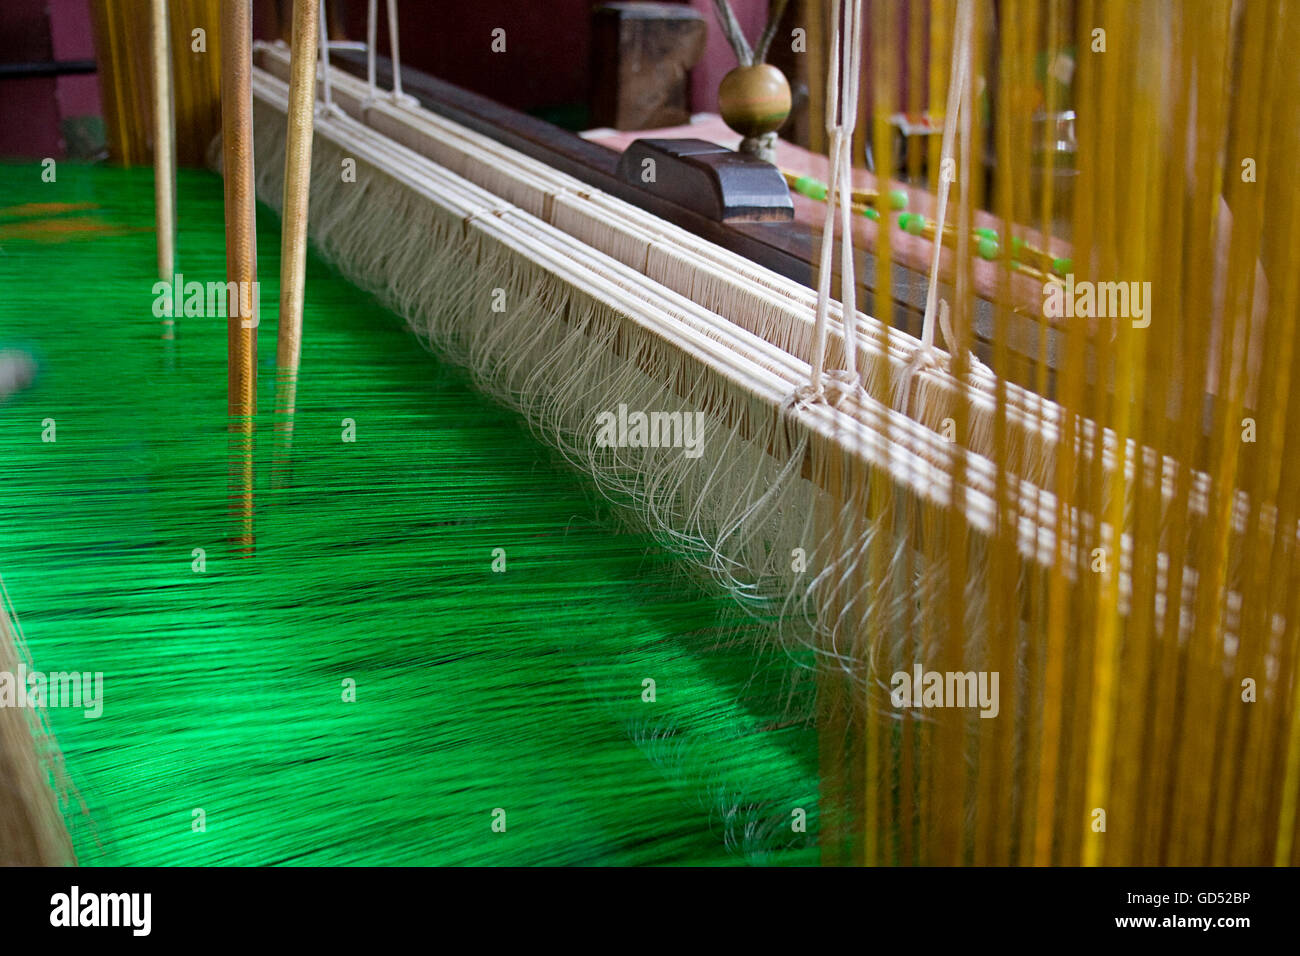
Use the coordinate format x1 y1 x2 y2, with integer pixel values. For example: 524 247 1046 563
332 50 1056 379
332 49 820 284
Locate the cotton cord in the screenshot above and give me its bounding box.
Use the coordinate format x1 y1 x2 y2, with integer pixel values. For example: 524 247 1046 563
809 0 865 398
366 0 377 96
919 0 972 357
364 0 416 106
317 0 334 115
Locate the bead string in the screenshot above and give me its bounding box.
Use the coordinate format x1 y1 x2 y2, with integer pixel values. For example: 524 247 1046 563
784 169 1072 282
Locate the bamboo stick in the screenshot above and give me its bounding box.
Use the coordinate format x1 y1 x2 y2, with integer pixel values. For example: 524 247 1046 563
273 0 321 455
151 0 176 295
221 0 258 549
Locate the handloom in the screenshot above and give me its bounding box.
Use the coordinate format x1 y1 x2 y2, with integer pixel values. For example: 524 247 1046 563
1 0 1298 868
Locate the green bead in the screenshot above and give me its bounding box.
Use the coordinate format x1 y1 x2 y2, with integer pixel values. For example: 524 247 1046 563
1011 236 1025 252
977 236 999 260
902 214 925 235
862 206 880 221
794 176 827 200
975 227 998 241
889 189 908 210
1052 256 1072 274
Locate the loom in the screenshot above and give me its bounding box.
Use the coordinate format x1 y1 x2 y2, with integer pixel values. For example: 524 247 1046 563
2 0 1299 868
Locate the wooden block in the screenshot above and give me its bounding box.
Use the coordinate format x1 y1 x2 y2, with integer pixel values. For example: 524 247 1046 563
616 137 795 222
590 2 707 131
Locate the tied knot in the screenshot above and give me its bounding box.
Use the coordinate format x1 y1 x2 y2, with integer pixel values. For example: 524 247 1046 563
785 370 863 414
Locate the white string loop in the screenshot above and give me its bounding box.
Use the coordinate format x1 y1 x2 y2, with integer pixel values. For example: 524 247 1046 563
835 0 863 382
317 0 338 116
919 0 972 358
808 0 865 400
387 0 414 103
366 0 378 98
365 0 418 107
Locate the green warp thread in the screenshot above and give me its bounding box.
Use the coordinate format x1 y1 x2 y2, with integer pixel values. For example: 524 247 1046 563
0 162 817 866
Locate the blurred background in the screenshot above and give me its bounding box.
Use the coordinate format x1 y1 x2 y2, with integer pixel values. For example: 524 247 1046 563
8 1 994 158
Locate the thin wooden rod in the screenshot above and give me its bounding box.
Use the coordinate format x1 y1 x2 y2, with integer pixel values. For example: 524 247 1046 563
222 0 257 551
222 0 258 417
274 0 319 430
0 578 74 865
151 0 176 296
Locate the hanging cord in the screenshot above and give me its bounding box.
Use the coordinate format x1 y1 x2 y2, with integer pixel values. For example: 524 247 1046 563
919 0 972 358
317 0 337 115
896 0 989 416
365 0 418 106
806 0 865 403
386 0 412 102
367 0 378 97
835 0 864 381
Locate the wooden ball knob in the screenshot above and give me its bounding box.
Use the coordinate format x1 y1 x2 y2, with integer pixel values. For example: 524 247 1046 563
718 64 792 139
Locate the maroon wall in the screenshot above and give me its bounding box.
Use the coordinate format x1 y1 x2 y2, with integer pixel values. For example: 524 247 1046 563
336 0 599 115
0 0 779 160
336 0 773 117
0 0 62 159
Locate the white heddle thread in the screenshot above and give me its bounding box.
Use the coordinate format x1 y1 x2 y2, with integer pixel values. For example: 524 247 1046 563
920 0 973 357
366 0 417 105
808 0 864 400
317 0 335 114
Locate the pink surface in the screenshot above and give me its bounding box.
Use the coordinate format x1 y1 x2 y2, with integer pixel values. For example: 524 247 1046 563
688 0 769 113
